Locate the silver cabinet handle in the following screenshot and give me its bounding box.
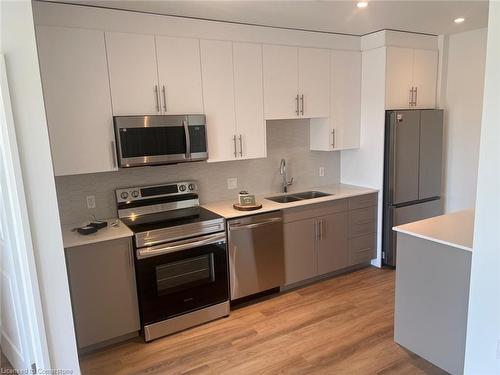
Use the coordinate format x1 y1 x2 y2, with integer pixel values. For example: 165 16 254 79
331 129 336 149
314 220 319 240
409 87 413 107
137 232 226 259
300 94 304 115
110 141 117 168
295 94 299 116
233 135 237 157
162 85 167 113
414 86 418 107
319 219 324 240
154 85 160 112
238 135 243 157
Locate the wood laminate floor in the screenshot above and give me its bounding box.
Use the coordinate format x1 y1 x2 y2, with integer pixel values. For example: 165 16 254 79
80 267 447 375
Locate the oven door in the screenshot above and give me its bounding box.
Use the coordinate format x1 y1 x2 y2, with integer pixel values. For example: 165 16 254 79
135 232 228 326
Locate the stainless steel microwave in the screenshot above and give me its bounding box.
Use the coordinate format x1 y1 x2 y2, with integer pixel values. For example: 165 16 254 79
114 115 208 168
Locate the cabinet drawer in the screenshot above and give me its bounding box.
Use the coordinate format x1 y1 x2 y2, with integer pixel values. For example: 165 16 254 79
283 198 348 223
349 206 377 238
349 233 376 265
349 193 378 210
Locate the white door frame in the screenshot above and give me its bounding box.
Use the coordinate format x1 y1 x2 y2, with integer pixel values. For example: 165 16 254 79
0 54 50 370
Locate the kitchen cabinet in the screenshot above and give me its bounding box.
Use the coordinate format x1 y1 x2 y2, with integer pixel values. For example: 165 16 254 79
385 47 438 110
201 40 266 162
155 36 204 114
263 44 330 120
106 33 204 116
105 32 160 115
65 237 139 350
36 26 117 176
283 194 378 286
310 50 361 151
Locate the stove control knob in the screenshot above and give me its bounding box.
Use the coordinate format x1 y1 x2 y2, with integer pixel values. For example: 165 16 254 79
120 192 129 200
179 184 187 192
188 183 196 191
131 190 139 198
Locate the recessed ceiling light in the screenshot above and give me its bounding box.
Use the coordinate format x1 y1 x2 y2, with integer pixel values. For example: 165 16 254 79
454 17 465 23
357 2 368 8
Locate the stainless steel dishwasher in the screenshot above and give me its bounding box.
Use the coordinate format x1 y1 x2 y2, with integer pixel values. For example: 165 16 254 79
227 211 284 300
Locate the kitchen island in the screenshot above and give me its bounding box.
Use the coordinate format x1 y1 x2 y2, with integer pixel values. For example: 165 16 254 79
393 209 474 375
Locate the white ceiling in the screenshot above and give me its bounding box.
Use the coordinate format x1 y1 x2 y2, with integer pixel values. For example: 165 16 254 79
48 0 489 36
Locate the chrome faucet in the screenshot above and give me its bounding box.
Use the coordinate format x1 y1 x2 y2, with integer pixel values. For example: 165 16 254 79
280 158 294 193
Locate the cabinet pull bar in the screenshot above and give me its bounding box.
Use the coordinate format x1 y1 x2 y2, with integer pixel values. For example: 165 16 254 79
233 135 237 158
238 135 243 157
295 94 299 116
331 129 336 149
154 85 160 112
162 85 167 112
300 94 304 115
414 87 418 107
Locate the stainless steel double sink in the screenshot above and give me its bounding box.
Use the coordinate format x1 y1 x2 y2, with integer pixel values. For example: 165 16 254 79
266 191 332 204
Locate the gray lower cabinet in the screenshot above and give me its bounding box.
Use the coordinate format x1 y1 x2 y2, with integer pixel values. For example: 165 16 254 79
65 237 140 350
284 193 378 286
284 218 317 285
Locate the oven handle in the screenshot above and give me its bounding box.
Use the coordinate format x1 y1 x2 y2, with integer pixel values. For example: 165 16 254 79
137 232 226 260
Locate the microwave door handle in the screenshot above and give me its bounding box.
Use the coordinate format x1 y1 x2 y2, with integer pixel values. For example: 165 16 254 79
137 232 226 259
183 119 191 159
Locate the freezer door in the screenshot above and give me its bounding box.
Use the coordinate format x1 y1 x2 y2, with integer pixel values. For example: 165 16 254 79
387 110 421 205
383 199 443 266
419 110 444 200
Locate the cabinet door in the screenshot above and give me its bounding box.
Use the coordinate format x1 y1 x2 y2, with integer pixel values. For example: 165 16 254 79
412 49 438 109
106 32 159 115
298 47 330 118
36 26 116 176
233 42 266 160
156 36 204 114
65 238 139 349
385 47 414 110
317 212 349 275
284 218 317 285
200 40 237 162
263 44 299 120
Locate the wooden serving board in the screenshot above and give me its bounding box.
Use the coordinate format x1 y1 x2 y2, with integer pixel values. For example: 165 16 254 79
233 203 263 211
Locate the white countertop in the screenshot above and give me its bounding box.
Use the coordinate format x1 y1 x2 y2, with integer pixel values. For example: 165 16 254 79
202 183 378 219
393 209 475 252
62 219 133 248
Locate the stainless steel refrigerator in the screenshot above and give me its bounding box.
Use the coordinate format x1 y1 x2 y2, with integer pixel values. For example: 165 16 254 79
382 109 444 267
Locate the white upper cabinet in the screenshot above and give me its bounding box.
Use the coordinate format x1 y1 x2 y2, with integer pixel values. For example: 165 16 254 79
298 47 330 118
155 36 204 114
412 49 438 109
263 44 330 120
233 42 266 160
310 50 361 151
200 40 237 162
201 40 266 162
37 26 117 176
386 47 438 110
263 45 299 120
106 32 160 115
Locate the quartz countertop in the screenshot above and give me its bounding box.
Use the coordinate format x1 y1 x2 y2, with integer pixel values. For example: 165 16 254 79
393 209 474 252
62 219 133 248
202 183 378 219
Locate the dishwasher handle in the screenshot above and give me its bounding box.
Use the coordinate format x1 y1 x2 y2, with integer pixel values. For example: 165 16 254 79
229 217 282 231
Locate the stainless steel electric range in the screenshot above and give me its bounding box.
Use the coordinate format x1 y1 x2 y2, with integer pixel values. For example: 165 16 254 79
116 181 229 342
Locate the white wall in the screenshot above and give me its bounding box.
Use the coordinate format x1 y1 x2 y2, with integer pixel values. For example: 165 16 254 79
464 1 500 373
341 46 386 267
0 1 80 372
441 28 487 213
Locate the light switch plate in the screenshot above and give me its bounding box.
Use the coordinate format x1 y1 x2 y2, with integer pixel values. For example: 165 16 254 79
319 167 325 177
86 195 96 209
227 178 238 190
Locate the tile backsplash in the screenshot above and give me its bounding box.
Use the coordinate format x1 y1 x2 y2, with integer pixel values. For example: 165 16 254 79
55 119 340 224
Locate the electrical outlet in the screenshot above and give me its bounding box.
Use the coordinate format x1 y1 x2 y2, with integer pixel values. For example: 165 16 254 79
86 195 96 209
227 178 238 190
319 167 325 177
